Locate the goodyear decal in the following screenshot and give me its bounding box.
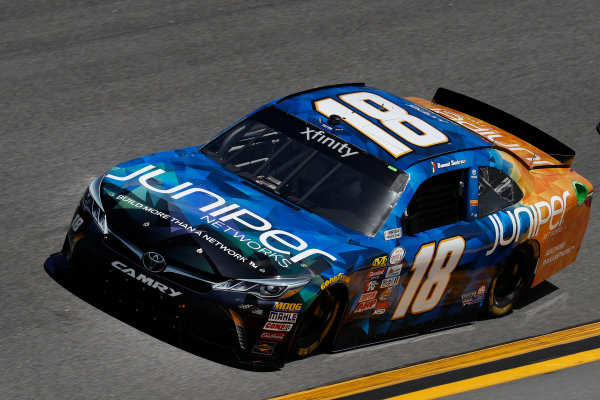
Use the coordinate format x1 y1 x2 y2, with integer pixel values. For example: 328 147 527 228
321 273 350 290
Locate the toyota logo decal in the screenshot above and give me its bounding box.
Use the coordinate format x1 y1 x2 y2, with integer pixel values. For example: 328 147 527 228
142 252 167 273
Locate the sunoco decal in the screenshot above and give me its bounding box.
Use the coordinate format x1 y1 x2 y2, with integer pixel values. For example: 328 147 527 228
252 341 276 355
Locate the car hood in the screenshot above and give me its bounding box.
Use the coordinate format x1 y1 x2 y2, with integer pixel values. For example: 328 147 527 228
99 147 358 279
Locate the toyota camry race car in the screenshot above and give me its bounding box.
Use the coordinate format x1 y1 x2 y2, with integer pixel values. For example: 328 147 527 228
45 84 593 369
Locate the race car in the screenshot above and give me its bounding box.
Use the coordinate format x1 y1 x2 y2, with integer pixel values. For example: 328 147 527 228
45 83 593 369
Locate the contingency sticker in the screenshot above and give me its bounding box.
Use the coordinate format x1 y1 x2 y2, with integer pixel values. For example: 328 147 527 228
384 228 402 240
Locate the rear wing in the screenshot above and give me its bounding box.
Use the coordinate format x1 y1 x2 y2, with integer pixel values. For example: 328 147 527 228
432 88 575 166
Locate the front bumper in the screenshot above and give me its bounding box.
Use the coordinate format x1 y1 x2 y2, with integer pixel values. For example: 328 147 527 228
44 206 289 370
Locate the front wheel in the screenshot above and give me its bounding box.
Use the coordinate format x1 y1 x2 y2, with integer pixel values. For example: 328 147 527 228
485 245 536 317
290 289 341 358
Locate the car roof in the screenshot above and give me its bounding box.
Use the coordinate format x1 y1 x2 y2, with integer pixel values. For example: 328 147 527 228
274 84 491 170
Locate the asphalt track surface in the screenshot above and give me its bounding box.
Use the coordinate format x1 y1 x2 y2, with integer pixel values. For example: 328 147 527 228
1 1 599 399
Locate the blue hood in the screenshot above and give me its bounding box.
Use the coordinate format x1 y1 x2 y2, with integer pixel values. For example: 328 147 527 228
100 147 358 279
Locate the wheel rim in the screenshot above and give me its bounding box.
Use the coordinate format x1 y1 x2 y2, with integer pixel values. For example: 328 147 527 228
293 290 340 357
494 249 527 303
295 292 336 340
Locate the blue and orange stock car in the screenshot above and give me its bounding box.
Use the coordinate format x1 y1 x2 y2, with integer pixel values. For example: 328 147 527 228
45 84 593 369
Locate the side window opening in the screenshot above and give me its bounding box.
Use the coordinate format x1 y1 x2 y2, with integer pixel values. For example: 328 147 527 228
403 169 466 235
478 167 523 218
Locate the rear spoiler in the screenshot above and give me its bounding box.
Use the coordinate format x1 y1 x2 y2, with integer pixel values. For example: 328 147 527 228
432 88 575 166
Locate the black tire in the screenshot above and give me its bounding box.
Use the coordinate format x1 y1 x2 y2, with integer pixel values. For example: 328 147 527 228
290 289 341 358
485 245 536 317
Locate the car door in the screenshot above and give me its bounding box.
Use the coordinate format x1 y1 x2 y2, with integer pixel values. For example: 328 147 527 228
389 165 484 324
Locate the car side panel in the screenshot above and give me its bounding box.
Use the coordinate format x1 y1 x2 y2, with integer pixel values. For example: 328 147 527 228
528 168 593 285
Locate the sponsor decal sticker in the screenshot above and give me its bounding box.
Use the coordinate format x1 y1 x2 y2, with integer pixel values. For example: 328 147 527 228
385 264 403 278
470 200 478 206
463 294 485 307
371 256 388 267
368 268 386 280
252 341 276 355
477 285 486 295
263 322 293 332
389 247 405 265
272 302 302 312
268 311 298 323
487 190 570 255
430 161 437 173
299 127 359 158
377 301 389 309
373 301 389 316
379 287 392 301
359 291 378 302
431 107 555 167
384 228 402 241
471 168 477 178
354 299 377 313
106 165 338 268
259 331 286 341
462 290 477 300
380 276 400 288
364 280 378 292
372 307 386 316
321 273 350 290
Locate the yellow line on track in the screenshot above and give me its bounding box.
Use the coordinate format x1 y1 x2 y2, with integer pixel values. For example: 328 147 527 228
269 321 600 400
386 348 600 400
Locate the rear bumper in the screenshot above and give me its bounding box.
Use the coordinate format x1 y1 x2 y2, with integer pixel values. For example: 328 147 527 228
44 210 287 370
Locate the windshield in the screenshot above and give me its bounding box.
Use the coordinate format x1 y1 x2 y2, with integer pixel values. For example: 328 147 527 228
202 107 408 235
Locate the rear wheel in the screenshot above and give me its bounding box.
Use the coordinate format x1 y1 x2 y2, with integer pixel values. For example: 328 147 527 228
290 289 341 358
486 245 535 317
